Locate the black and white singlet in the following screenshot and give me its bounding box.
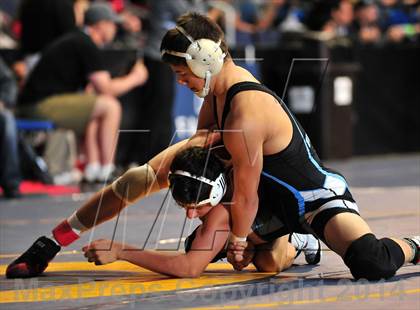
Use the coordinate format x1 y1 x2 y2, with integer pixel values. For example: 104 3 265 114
214 82 359 241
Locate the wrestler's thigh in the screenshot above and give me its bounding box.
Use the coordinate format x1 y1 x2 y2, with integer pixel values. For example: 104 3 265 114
323 212 372 257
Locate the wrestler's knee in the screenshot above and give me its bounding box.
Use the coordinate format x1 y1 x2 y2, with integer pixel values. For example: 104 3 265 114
344 233 405 280
254 251 280 272
111 163 160 203
254 247 293 272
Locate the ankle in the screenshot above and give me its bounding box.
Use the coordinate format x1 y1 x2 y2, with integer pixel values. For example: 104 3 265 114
403 238 418 264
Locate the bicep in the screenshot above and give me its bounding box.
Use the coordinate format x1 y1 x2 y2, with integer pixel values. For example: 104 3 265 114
224 120 263 198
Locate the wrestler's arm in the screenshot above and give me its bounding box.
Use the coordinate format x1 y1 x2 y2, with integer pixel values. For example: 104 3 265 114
77 97 220 228
83 206 230 278
223 112 263 241
148 95 220 188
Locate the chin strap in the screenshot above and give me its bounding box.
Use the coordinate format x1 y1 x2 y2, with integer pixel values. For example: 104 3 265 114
194 71 211 98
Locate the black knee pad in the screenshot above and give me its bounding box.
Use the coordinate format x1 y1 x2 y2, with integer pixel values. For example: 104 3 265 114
344 233 405 280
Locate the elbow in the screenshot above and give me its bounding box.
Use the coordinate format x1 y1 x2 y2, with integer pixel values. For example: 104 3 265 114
184 266 204 278
177 264 205 278
172 270 202 278
185 271 202 278
168 263 204 278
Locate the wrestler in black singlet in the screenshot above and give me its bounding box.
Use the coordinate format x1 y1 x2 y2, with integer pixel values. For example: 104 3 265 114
213 82 360 242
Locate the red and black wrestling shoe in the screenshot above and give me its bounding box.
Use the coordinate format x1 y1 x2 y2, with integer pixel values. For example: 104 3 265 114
6 236 61 278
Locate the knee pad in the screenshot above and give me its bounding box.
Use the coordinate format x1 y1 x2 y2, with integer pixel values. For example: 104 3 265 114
111 163 161 204
344 233 405 280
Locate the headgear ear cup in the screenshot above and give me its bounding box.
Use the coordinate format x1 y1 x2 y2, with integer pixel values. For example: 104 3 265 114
186 38 225 78
209 174 227 206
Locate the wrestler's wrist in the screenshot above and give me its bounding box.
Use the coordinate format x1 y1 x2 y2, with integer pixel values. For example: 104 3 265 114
229 232 247 243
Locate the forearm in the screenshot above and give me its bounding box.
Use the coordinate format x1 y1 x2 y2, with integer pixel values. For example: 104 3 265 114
118 246 198 278
231 195 258 238
149 139 189 189
106 75 139 97
149 131 221 188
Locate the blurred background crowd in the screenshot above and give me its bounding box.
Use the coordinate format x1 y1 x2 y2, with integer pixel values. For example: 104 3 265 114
0 0 419 199
2 0 420 50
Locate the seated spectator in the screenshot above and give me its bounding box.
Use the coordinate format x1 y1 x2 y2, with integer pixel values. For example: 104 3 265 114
353 0 382 44
17 3 148 183
0 57 21 199
304 0 354 40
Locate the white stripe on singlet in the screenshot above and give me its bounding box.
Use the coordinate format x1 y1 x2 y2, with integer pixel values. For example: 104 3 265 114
304 199 359 225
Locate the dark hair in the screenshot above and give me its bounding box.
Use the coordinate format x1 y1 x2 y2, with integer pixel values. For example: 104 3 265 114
160 11 230 66
169 146 225 205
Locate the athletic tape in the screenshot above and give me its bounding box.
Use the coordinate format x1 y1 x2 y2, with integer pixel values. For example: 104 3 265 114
52 220 80 246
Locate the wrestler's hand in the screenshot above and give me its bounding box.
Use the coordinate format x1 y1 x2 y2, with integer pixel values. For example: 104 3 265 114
227 240 248 270
82 239 123 265
228 241 254 271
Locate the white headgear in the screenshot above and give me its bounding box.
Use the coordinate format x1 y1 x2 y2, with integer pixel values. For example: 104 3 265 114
170 170 227 206
161 26 226 97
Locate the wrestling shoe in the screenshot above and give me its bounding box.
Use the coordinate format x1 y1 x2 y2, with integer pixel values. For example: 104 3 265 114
6 236 61 278
290 233 322 265
404 236 419 265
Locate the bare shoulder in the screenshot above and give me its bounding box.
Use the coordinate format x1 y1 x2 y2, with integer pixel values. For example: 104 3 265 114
223 91 269 136
230 90 274 118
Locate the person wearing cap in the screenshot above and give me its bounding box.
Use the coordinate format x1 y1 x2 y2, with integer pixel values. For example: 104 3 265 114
17 2 148 182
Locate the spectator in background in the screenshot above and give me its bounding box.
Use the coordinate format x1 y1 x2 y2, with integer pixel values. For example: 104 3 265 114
254 0 308 42
207 0 305 45
207 0 259 46
378 0 420 43
256 0 289 32
99 0 145 49
17 3 148 183
305 0 354 40
0 57 21 199
113 3 145 49
17 0 77 76
352 0 382 44
123 0 198 166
